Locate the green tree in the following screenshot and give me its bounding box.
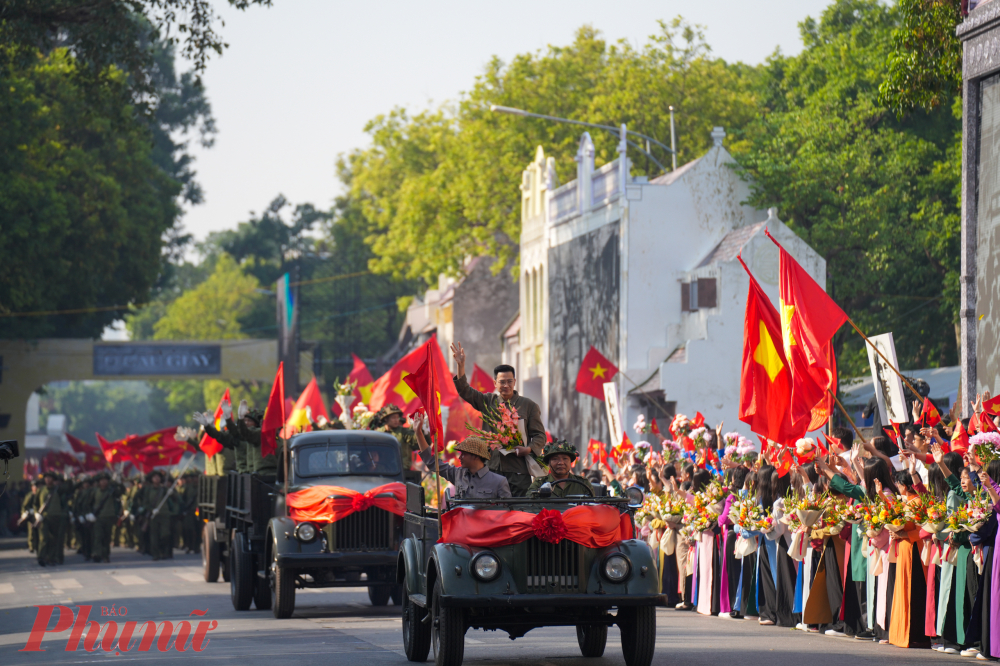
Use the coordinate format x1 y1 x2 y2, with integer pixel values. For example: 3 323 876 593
732 0 961 375
0 48 179 338
344 22 760 284
42 381 154 441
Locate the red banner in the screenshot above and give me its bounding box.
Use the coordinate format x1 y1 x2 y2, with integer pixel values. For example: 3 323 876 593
440 504 633 549
287 482 406 523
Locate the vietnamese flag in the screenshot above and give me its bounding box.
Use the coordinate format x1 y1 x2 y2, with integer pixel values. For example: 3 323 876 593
261 363 285 457
575 347 619 400
981 411 999 433
951 419 970 455
283 377 328 438
97 433 134 465
403 339 446 448
588 438 606 462
470 364 495 394
757 435 771 459
66 433 92 455
920 397 941 427
613 432 634 463
369 334 458 414
650 418 660 435
984 394 1000 419
770 232 847 431
337 353 375 416
199 388 231 458
823 433 842 454
737 256 804 444
131 427 187 453
693 412 705 428
776 445 795 477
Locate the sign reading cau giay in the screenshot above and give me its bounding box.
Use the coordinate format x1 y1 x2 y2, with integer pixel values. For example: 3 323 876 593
93 344 222 376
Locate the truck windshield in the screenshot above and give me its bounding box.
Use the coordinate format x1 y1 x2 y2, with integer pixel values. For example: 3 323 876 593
296 442 401 477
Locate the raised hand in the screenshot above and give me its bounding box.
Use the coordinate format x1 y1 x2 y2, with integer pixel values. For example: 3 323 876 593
192 412 211 427
931 442 944 465
449 341 466 377
221 399 232 420
238 399 249 419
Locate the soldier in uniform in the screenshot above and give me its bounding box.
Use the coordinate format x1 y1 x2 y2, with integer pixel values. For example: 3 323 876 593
450 342 546 496
194 408 245 473
177 474 200 553
373 404 419 482
74 476 95 560
20 479 39 553
141 470 177 561
35 471 65 566
528 441 595 498
234 401 278 479
87 473 121 563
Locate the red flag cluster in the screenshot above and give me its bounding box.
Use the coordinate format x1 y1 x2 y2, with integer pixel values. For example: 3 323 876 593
737 232 847 457
96 427 190 474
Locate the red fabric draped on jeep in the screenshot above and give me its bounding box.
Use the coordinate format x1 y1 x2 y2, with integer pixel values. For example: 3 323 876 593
440 505 634 548
287 482 406 523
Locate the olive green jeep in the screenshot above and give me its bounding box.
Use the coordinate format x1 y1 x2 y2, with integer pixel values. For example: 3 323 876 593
397 483 663 666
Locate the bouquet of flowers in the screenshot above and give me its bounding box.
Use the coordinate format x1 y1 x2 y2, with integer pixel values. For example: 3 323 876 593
841 501 867 525
352 403 375 430
683 493 718 534
794 437 819 463
790 492 826 529
636 492 666 524
962 491 993 532
723 432 756 463
702 480 730 513
661 495 687 528
733 496 772 533
634 414 654 435
633 440 652 462
907 493 949 533
466 402 524 451
879 497 911 533
971 431 1000 465
670 414 693 439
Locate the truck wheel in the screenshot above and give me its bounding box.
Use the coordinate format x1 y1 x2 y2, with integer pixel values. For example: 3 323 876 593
230 533 253 611
431 579 465 666
576 622 608 657
390 584 403 606
402 586 431 661
368 585 391 606
618 606 656 666
271 554 296 619
253 570 272 610
202 522 219 583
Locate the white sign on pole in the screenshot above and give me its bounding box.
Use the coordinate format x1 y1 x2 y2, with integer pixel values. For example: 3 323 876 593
865 332 909 425
603 382 623 447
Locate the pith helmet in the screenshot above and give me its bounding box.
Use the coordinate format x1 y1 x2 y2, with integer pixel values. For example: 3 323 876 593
377 404 404 419
454 437 491 462
542 440 578 463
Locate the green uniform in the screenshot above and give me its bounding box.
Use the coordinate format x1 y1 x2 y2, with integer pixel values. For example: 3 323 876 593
74 484 94 558
141 485 177 560
380 425 418 479
88 484 121 562
55 480 71 563
238 419 278 477
178 483 200 552
528 473 594 498
21 488 38 553
204 419 247 473
35 484 64 566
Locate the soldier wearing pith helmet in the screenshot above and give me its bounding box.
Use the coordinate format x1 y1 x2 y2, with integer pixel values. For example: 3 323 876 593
528 440 594 498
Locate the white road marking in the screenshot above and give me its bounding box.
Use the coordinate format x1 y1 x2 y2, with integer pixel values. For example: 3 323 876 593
0 583 14 594
50 578 81 589
174 571 205 582
111 575 149 586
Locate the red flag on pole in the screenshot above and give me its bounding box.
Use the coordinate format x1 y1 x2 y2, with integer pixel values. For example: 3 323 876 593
340 353 375 415
920 397 941 427
693 412 705 428
97 433 134 465
403 340 445 449
737 255 804 444
769 231 847 432
575 347 619 400
199 388 231 457
983 394 1000 418
368 334 458 414
776 446 795 477
261 363 285 457
470 364 495 394
283 377 328 438
951 420 970 455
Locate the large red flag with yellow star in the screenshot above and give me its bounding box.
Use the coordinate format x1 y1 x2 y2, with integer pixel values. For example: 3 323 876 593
369 334 459 414
771 232 847 431
737 256 802 444
575 346 619 400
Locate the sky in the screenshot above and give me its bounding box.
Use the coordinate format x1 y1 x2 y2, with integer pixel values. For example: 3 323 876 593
178 0 835 243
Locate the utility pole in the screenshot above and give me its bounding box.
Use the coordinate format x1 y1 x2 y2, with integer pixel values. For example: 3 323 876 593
669 106 677 171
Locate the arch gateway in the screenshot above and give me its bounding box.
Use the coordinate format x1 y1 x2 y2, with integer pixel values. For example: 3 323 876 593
0 339 277 481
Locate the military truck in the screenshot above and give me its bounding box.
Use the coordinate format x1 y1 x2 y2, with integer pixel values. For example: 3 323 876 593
226 429 407 618
397 482 662 666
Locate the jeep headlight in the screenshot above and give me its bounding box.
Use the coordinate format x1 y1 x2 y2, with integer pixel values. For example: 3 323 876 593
470 552 501 582
602 554 631 583
295 522 317 543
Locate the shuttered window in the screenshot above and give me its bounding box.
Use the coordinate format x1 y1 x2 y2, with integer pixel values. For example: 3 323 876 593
697 278 717 308
681 283 690 312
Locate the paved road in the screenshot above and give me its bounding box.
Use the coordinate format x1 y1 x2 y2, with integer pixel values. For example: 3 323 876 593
0 544 953 665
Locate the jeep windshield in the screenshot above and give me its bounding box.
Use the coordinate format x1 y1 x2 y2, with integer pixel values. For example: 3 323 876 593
296 442 401 477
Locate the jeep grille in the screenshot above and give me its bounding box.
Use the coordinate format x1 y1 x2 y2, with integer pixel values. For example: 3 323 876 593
524 537 583 593
327 507 394 552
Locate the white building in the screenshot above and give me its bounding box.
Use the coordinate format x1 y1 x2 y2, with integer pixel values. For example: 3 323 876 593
504 128 827 448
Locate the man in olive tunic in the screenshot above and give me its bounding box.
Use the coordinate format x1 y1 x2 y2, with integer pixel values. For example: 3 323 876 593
194 407 245 473
374 404 419 482
20 480 39 553
35 471 64 566
142 471 176 561
88 473 121 563
450 342 546 497
528 441 594 497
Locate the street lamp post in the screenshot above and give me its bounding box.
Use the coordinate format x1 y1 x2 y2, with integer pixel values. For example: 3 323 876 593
490 105 673 173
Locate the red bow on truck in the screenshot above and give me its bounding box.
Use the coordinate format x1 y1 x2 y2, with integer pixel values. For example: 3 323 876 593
287 482 406 523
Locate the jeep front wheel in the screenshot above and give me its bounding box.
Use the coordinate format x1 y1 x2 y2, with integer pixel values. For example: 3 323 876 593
431 579 465 666
576 622 608 657
270 549 295 619
402 586 431 661
618 606 656 666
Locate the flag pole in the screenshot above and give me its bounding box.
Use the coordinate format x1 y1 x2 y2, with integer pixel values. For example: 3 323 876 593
827 388 869 445
433 429 442 513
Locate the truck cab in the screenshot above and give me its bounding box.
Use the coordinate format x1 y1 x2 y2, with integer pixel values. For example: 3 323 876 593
397 484 663 666
227 429 406 618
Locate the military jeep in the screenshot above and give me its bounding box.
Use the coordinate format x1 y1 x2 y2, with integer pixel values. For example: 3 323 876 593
397 483 663 666
226 430 406 618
